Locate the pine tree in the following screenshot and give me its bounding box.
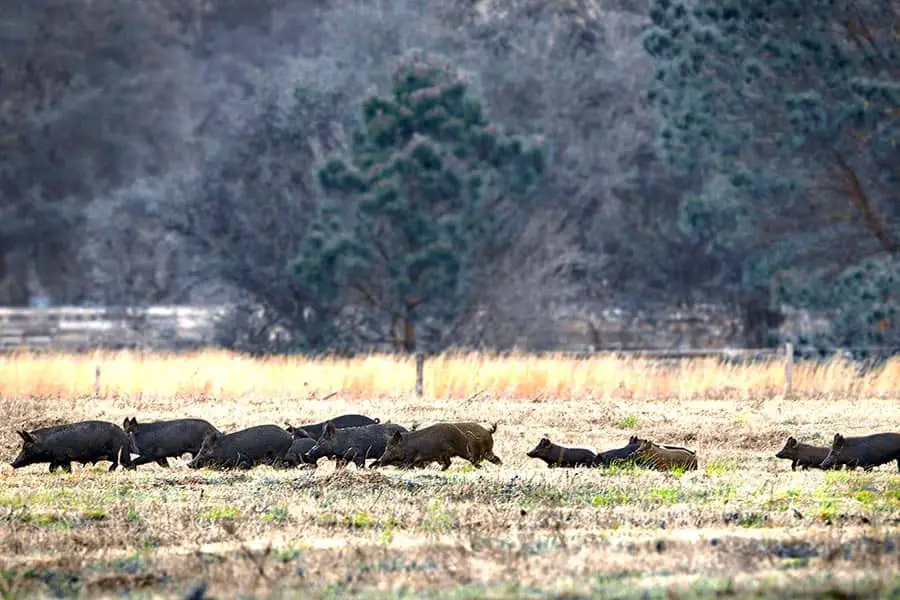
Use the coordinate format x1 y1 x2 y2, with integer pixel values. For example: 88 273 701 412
644 0 900 350
292 50 546 352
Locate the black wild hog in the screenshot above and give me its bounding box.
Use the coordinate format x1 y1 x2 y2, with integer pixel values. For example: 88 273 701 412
633 439 698 471
594 438 641 467
774 436 842 471
124 417 220 468
187 425 292 470
302 422 408 469
282 435 317 468
285 414 380 440
820 432 900 471
526 436 596 468
10 420 137 473
375 422 502 470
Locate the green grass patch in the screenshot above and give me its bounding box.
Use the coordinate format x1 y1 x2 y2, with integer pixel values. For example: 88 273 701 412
345 509 376 529
703 459 734 476
263 505 290 525
81 508 107 521
200 506 242 523
420 499 453 533
737 512 767 528
586 489 632 507
645 486 682 505
617 415 638 429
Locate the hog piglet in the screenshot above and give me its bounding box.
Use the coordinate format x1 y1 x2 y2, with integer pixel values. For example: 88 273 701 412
633 439 698 471
187 425 292 470
302 422 408 469
285 414 380 441
124 417 220 468
594 437 641 467
376 422 502 470
774 436 843 471
11 420 137 473
281 433 317 468
527 436 596 468
820 432 900 471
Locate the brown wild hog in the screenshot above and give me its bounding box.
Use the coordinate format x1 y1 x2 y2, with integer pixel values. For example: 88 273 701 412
820 432 900 471
187 425 293 470
527 437 596 468
633 439 698 471
302 422 408 469
375 422 502 470
774 436 843 471
285 414 380 440
594 437 641 467
11 420 137 472
124 417 220 468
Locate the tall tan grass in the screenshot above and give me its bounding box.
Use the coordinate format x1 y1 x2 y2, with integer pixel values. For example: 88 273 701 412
0 350 896 400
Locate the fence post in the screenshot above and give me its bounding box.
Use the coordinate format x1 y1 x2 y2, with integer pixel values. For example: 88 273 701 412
94 365 102 398
415 352 424 398
784 342 793 399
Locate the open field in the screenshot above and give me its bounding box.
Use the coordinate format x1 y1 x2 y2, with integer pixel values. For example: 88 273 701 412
2 352 900 598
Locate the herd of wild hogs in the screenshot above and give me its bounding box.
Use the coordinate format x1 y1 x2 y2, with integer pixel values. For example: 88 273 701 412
9 414 900 475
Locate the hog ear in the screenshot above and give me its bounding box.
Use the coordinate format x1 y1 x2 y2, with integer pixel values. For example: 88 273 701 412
295 428 312 440
786 436 797 447
17 430 36 444
388 431 403 446
833 433 845 448
322 422 336 439
539 436 551 446
628 435 639 445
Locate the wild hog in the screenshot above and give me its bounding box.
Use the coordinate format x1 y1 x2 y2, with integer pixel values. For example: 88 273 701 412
285 414 380 441
123 417 220 468
10 420 137 473
594 438 641 467
302 422 408 469
375 422 502 470
527 437 596 468
774 436 842 471
282 435 317 468
633 439 698 471
187 425 292 470
820 432 900 471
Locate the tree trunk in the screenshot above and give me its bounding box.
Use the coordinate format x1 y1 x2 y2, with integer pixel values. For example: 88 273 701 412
403 302 417 353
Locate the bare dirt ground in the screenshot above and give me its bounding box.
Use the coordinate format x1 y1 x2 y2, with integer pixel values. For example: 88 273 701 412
1 354 899 598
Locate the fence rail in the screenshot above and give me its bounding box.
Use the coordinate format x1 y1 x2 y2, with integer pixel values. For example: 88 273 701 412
0 306 228 351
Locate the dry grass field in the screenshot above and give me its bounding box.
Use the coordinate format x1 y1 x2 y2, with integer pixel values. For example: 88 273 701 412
1 351 900 599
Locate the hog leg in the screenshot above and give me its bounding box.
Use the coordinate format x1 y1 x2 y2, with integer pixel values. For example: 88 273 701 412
486 452 503 465
61 461 73 473
439 456 452 471
791 460 797 471
156 458 171 468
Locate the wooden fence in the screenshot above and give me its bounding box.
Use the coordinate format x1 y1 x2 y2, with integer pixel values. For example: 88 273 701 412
0 306 229 351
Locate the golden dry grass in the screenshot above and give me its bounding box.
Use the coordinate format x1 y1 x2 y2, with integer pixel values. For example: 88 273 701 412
1 352 900 599
0 350 898 401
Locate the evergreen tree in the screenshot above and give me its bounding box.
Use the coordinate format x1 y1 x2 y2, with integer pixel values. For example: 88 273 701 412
292 50 546 352
643 0 900 350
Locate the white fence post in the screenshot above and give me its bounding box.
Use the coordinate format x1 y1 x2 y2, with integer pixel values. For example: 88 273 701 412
415 352 425 398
